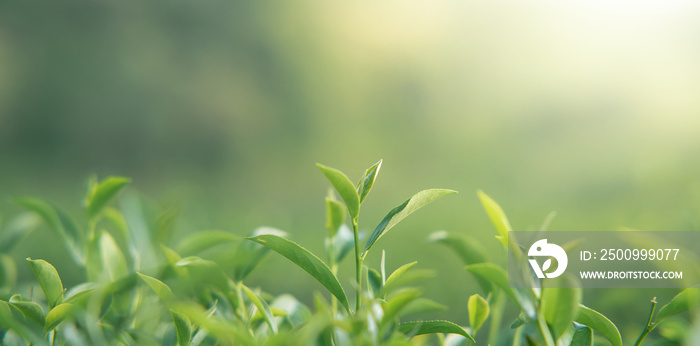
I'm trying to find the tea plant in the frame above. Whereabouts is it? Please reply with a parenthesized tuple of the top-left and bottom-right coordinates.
(431, 191, 700, 346)
(0, 161, 478, 345)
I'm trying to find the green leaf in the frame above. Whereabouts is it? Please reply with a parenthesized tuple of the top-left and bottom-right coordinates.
(44, 303, 76, 331)
(170, 310, 192, 346)
(137, 272, 174, 302)
(246, 234, 349, 311)
(241, 284, 278, 334)
(356, 159, 382, 204)
(399, 298, 447, 317)
(100, 231, 129, 282)
(380, 288, 421, 326)
(541, 278, 581, 341)
(468, 294, 489, 334)
(10, 301, 45, 326)
(325, 194, 347, 236)
(655, 288, 700, 324)
(398, 320, 474, 342)
(27, 258, 64, 308)
(0, 213, 41, 253)
(85, 176, 131, 220)
(14, 198, 83, 262)
(476, 190, 513, 247)
(327, 224, 355, 263)
(575, 305, 622, 346)
(0, 254, 17, 291)
(176, 230, 241, 257)
(155, 207, 179, 245)
(364, 189, 457, 255)
(570, 324, 593, 346)
(367, 268, 382, 298)
(465, 263, 518, 308)
(384, 262, 417, 291)
(317, 163, 360, 219)
(231, 227, 286, 281)
(511, 313, 528, 329)
(429, 231, 492, 294)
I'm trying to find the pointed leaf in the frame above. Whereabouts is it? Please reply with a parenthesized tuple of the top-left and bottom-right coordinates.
(399, 298, 447, 317)
(575, 305, 622, 346)
(85, 176, 131, 220)
(10, 301, 45, 326)
(176, 230, 240, 257)
(0, 213, 41, 253)
(241, 284, 278, 334)
(27, 258, 63, 308)
(655, 288, 700, 324)
(99, 231, 128, 282)
(317, 164, 360, 219)
(477, 190, 513, 247)
(384, 262, 417, 290)
(570, 324, 593, 346)
(541, 279, 581, 341)
(171, 310, 192, 346)
(356, 159, 382, 204)
(246, 234, 349, 311)
(137, 273, 174, 302)
(511, 313, 528, 329)
(381, 288, 421, 326)
(44, 303, 76, 332)
(398, 320, 474, 342)
(429, 231, 492, 294)
(230, 227, 286, 281)
(364, 189, 457, 255)
(14, 198, 83, 261)
(468, 294, 490, 334)
(465, 263, 518, 308)
(325, 196, 346, 236)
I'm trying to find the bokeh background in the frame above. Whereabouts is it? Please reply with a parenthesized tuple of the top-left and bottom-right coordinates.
(2, 0, 700, 339)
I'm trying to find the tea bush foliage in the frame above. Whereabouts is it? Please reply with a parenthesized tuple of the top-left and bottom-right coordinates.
(0, 162, 696, 345)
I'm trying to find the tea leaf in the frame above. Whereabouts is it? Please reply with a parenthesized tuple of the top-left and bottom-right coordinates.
(429, 231, 492, 293)
(85, 176, 131, 220)
(364, 189, 457, 255)
(10, 301, 45, 326)
(176, 230, 241, 257)
(317, 163, 360, 219)
(476, 190, 512, 247)
(399, 298, 447, 317)
(468, 294, 489, 334)
(137, 272, 174, 302)
(356, 159, 382, 204)
(325, 195, 346, 236)
(398, 320, 474, 342)
(465, 263, 518, 308)
(14, 198, 83, 262)
(99, 231, 129, 282)
(241, 284, 278, 334)
(44, 303, 76, 332)
(575, 305, 622, 346)
(27, 258, 63, 309)
(381, 288, 421, 326)
(655, 288, 700, 324)
(541, 278, 581, 340)
(170, 310, 192, 346)
(231, 227, 286, 281)
(247, 234, 349, 311)
(570, 324, 593, 346)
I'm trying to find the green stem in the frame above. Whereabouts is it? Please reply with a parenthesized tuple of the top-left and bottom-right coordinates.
(352, 218, 363, 313)
(633, 297, 657, 346)
(328, 234, 338, 317)
(487, 291, 505, 345)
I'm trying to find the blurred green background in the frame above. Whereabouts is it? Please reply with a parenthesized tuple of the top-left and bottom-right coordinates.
(2, 0, 700, 336)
